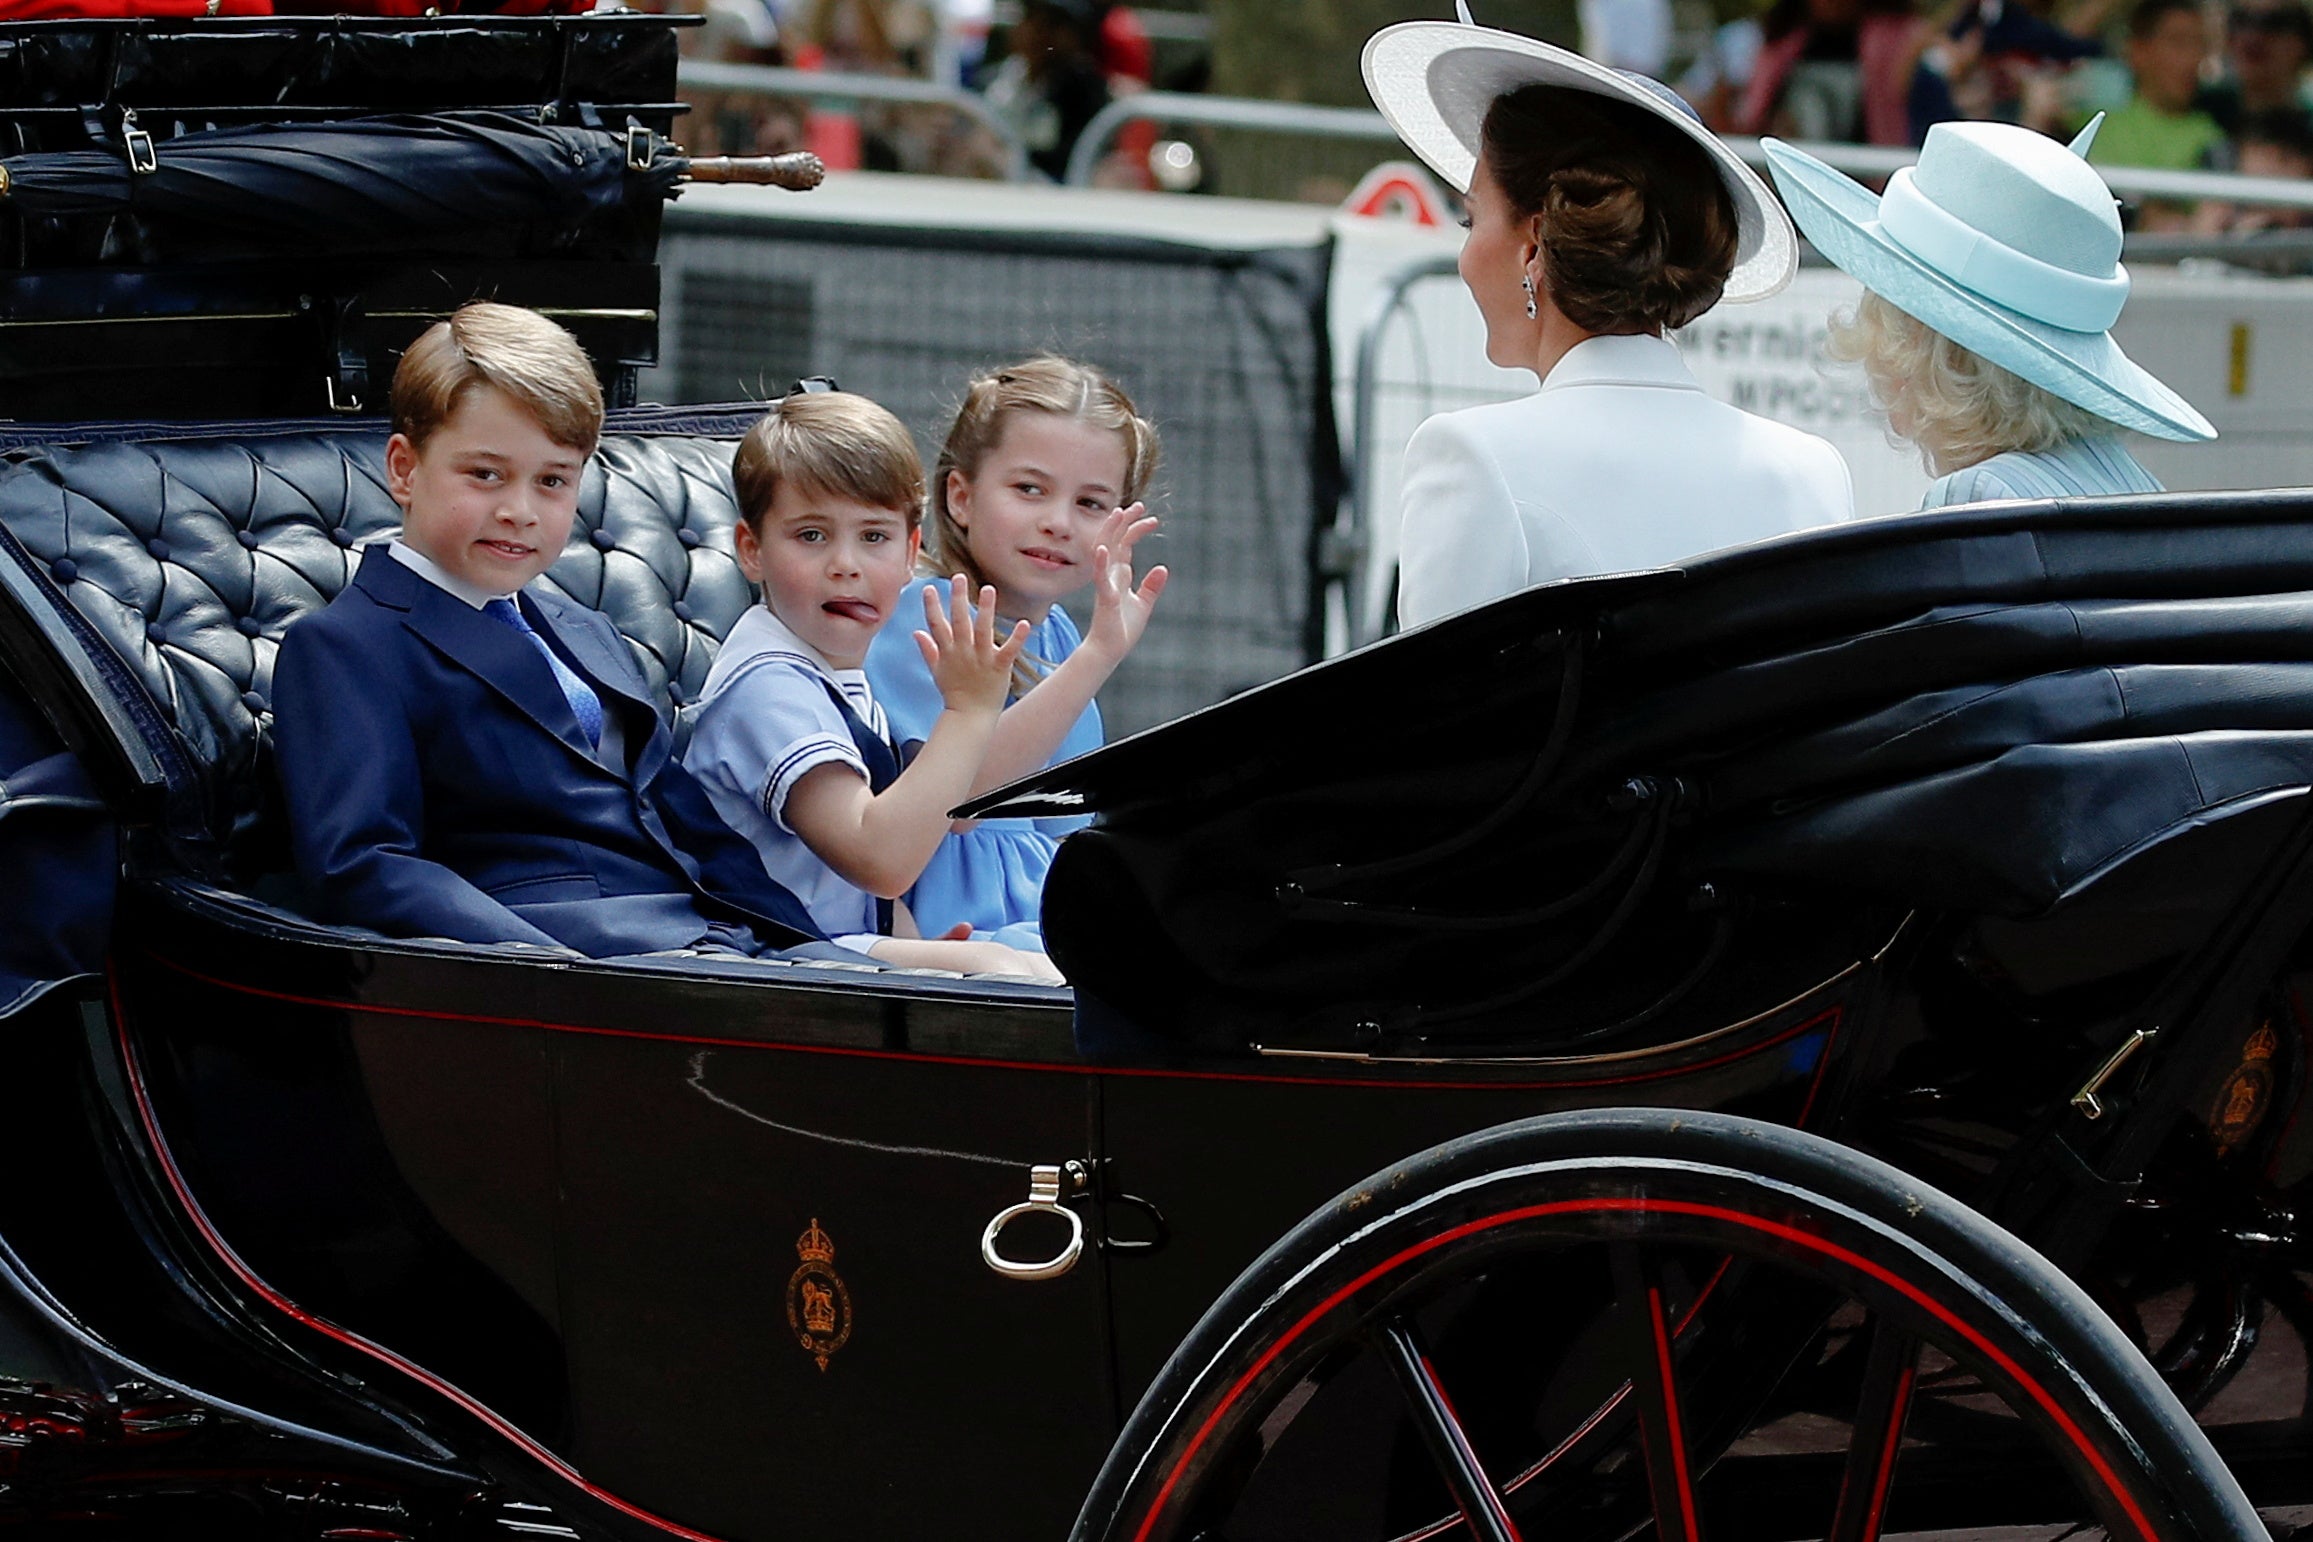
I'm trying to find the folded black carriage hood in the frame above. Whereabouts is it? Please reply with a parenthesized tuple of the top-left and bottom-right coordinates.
(969, 491, 2313, 1049)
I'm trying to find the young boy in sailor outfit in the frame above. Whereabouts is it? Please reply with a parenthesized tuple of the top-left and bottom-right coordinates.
(683, 391, 1061, 981)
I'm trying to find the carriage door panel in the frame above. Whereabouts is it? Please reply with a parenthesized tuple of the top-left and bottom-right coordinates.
(546, 998, 1111, 1542)
(1095, 1021, 1843, 1408)
(1097, 1076, 1583, 1402)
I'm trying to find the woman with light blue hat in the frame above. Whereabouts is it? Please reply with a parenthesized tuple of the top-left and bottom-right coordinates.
(1364, 6, 1855, 627)
(1763, 119, 2217, 510)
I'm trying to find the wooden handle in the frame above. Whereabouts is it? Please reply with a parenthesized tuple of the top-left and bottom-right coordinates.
(682, 152, 826, 191)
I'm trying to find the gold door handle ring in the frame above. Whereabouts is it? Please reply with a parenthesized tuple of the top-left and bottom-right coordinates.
(980, 1165, 1085, 1281)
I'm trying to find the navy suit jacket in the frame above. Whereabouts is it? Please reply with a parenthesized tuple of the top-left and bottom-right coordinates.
(273, 545, 822, 956)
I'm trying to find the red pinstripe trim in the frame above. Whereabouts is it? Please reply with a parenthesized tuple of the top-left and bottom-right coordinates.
(134, 950, 1839, 1094)
(1384, 1254, 1735, 1542)
(1863, 1361, 1916, 1541)
(106, 968, 734, 1542)
(1643, 1284, 1700, 1542)
(1127, 1197, 2160, 1542)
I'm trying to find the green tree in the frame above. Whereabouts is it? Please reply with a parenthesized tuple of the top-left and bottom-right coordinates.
(1200, 1, 1580, 199)
(1210, 1, 1580, 105)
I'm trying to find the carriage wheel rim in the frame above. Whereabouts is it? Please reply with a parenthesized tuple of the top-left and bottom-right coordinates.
(1127, 1189, 2164, 1542)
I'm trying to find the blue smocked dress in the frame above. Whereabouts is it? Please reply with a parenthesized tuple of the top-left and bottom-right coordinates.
(864, 577, 1102, 948)
(1918, 436, 2162, 508)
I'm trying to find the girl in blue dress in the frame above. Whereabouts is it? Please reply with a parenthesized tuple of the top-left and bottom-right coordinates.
(864, 357, 1165, 946)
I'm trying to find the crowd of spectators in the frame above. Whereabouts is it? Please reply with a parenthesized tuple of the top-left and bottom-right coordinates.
(672, 0, 1162, 184)
(1672, 0, 2313, 229)
(667, 0, 2309, 226)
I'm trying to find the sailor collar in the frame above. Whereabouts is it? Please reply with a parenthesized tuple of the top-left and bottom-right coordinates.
(717, 603, 858, 688)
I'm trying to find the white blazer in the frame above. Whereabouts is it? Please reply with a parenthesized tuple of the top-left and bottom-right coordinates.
(1396, 333, 1854, 628)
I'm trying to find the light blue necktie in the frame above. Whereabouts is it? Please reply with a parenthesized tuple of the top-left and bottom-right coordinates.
(484, 597, 604, 749)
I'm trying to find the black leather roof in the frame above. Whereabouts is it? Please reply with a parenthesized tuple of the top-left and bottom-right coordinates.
(984, 491, 2313, 1046)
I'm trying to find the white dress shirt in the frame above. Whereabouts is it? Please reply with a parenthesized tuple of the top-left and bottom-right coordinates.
(1396, 333, 1855, 627)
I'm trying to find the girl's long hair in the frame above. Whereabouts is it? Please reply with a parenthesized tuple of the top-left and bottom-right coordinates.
(924, 356, 1161, 695)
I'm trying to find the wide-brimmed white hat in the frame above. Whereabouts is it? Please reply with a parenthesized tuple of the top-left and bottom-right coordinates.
(1764, 121, 2215, 441)
(1361, 7, 1797, 303)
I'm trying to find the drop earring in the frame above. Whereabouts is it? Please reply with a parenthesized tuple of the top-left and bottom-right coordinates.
(1522, 273, 1538, 320)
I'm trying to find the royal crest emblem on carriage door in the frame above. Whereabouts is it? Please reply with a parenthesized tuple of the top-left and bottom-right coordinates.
(785, 1219, 852, 1371)
(2210, 1021, 2281, 1158)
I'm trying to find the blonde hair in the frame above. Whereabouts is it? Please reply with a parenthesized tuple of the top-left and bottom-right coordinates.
(732, 390, 927, 534)
(1827, 291, 2113, 475)
(925, 357, 1160, 589)
(392, 302, 604, 453)
(925, 358, 1160, 695)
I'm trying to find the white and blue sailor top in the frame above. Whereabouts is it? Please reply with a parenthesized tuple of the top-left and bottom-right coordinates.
(683, 604, 894, 941)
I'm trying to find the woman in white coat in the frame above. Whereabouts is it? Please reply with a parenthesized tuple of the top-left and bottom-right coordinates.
(1365, 14, 1856, 627)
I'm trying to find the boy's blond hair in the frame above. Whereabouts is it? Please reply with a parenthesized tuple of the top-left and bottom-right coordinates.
(392, 302, 605, 453)
(732, 391, 926, 532)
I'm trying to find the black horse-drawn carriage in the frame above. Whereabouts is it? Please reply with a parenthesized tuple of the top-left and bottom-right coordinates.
(0, 10, 2307, 1542)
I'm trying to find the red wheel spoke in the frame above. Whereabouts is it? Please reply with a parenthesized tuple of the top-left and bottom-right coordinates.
(1374, 1316, 1525, 1542)
(1610, 1244, 1704, 1542)
(1829, 1316, 1920, 1542)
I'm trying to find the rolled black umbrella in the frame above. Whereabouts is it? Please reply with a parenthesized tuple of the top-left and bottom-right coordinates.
(0, 110, 821, 254)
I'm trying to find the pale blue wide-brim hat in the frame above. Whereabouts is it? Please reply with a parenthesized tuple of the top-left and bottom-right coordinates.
(1763, 121, 2215, 441)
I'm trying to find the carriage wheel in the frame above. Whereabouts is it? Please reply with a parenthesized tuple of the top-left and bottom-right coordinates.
(1075, 1109, 2264, 1542)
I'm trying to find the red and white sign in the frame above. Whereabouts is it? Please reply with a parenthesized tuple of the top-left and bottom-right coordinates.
(1341, 161, 1455, 227)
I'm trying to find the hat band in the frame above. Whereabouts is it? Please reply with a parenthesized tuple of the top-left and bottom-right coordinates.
(1876, 167, 2129, 334)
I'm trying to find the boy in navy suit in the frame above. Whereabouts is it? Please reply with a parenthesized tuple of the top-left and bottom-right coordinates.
(273, 302, 829, 958)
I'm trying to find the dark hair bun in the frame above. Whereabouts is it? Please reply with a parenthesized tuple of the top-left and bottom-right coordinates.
(1482, 86, 1737, 334)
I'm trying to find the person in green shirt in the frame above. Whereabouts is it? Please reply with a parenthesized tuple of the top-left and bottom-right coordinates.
(2089, 0, 2225, 225)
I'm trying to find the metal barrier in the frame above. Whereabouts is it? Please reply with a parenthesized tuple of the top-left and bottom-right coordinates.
(676, 60, 1030, 182)
(1065, 92, 2313, 212)
(1063, 92, 1405, 186)
(1338, 253, 1463, 648)
(1725, 136, 2313, 210)
(681, 63, 2313, 213)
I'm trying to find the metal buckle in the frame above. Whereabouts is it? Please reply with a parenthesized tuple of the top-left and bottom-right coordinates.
(323, 376, 365, 415)
(121, 111, 157, 175)
(625, 123, 653, 171)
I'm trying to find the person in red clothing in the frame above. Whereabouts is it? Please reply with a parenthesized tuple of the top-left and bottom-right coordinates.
(1735, 0, 1930, 144)
(1101, 3, 1152, 85)
(1097, 3, 1158, 186)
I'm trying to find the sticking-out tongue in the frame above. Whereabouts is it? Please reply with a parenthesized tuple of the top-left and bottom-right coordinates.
(824, 600, 879, 624)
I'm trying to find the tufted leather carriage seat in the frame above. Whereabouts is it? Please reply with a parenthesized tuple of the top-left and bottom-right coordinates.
(0, 405, 769, 885)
